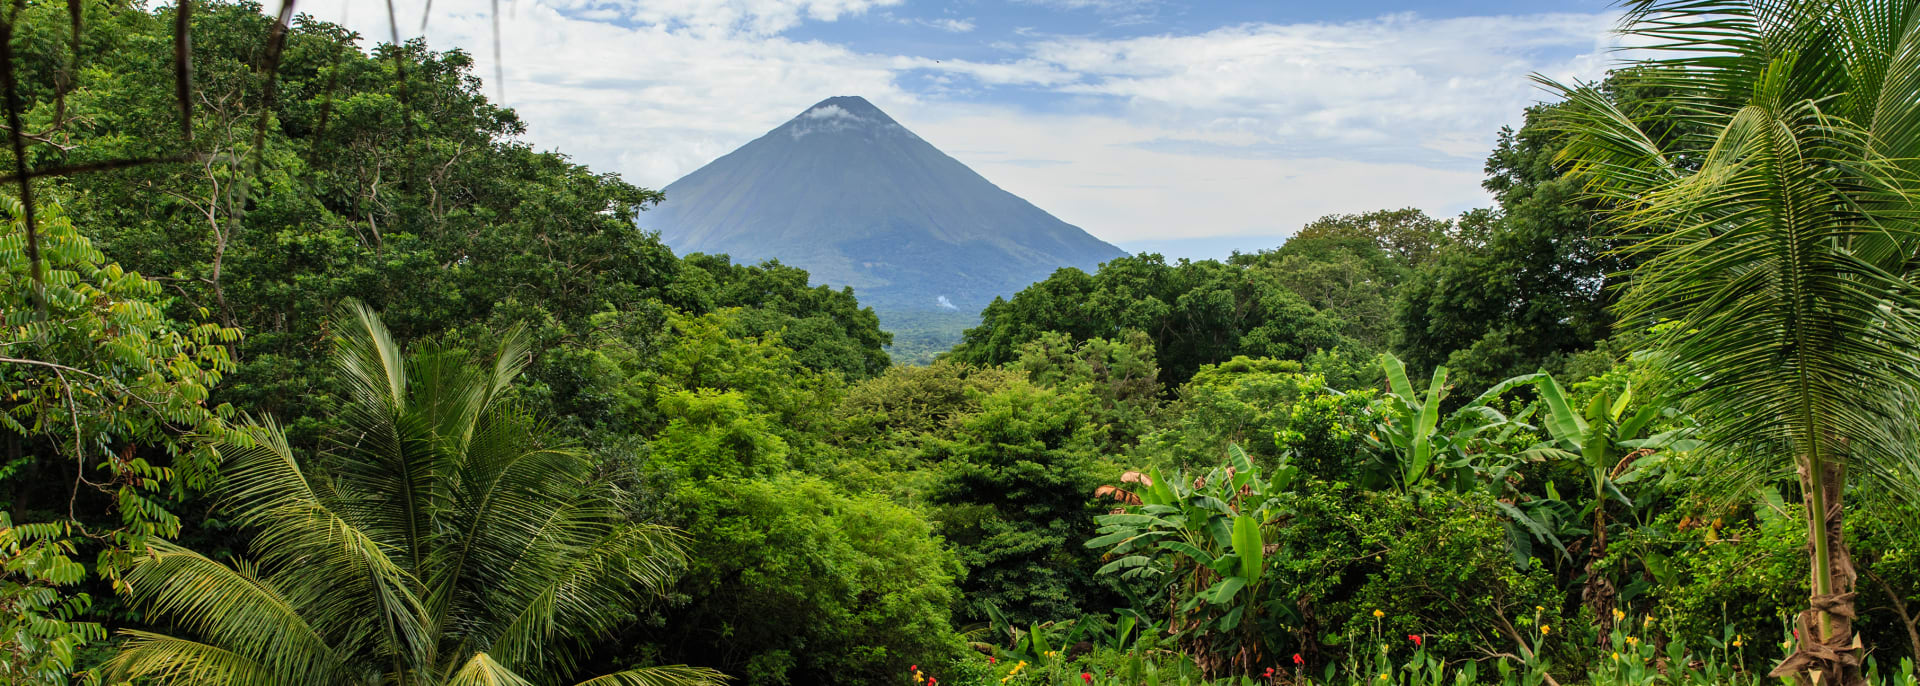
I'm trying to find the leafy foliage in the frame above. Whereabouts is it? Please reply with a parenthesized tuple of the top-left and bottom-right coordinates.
(1, 514, 105, 685)
(107, 303, 721, 686)
(647, 475, 964, 686)
(1545, 0, 1920, 679)
(925, 382, 1113, 625)
(953, 254, 1347, 388)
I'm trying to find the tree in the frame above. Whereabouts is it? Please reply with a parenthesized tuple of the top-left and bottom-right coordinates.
(954, 255, 1345, 387)
(678, 254, 891, 379)
(107, 302, 721, 686)
(1390, 96, 1645, 392)
(1012, 330, 1162, 452)
(13, 0, 888, 448)
(2, 200, 242, 684)
(1547, 2, 1920, 681)
(643, 475, 964, 686)
(1242, 234, 1404, 351)
(924, 382, 1113, 625)
(1288, 207, 1453, 271)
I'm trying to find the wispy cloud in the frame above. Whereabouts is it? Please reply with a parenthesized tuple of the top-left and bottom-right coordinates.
(543, 0, 902, 35)
(921, 17, 975, 32)
(315, 0, 1625, 242)
(1014, 0, 1159, 13)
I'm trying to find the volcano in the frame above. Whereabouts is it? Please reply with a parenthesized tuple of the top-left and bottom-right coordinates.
(642, 96, 1126, 317)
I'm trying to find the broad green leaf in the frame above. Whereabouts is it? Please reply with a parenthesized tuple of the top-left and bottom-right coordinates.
(1160, 541, 1217, 566)
(1219, 605, 1246, 631)
(1096, 555, 1154, 576)
(1470, 372, 1545, 408)
(1230, 514, 1263, 582)
(1533, 376, 1586, 441)
(1382, 353, 1415, 400)
(1208, 576, 1246, 605)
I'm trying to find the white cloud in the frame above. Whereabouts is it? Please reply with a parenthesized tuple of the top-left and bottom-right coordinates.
(537, 0, 902, 36)
(890, 56, 1079, 87)
(922, 17, 974, 32)
(1015, 0, 1156, 12)
(308, 1, 1626, 243)
(914, 108, 1488, 243)
(1022, 13, 1621, 161)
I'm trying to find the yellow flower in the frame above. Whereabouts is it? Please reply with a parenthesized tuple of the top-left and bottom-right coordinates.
(1372, 609, 1385, 618)
(1540, 625, 1551, 636)
(1624, 636, 1639, 646)
(1378, 673, 1389, 681)
(1612, 608, 1625, 621)
(1611, 652, 1620, 660)
(1732, 637, 1744, 647)
(1534, 606, 1544, 612)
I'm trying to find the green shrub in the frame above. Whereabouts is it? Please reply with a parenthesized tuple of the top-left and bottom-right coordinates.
(641, 475, 965, 686)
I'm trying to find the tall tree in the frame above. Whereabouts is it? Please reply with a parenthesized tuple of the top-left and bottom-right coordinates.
(1390, 106, 1622, 392)
(1287, 207, 1453, 270)
(1547, 1, 1920, 682)
(107, 302, 722, 686)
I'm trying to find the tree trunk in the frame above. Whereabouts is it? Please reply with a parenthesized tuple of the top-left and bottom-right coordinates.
(1771, 458, 1863, 686)
(1584, 475, 1617, 645)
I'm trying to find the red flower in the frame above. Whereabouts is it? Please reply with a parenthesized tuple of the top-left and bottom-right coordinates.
(989, 657, 997, 665)
(1409, 634, 1423, 646)
(910, 666, 919, 672)
(1263, 667, 1276, 678)
(1292, 654, 1304, 666)
(1080, 673, 1093, 685)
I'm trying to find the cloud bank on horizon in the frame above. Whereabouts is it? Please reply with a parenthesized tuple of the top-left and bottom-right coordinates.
(307, 0, 1627, 249)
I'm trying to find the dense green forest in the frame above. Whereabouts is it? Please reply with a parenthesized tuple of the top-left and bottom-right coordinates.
(4, 1, 1920, 686)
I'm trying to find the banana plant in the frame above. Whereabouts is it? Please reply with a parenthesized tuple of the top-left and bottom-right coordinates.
(1368, 354, 1540, 493)
(1086, 445, 1296, 677)
(1522, 375, 1694, 634)
(980, 602, 1096, 664)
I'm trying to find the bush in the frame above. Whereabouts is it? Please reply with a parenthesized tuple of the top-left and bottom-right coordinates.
(1267, 483, 1562, 669)
(640, 476, 965, 686)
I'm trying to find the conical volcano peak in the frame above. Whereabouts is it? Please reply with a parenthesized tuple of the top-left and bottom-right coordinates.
(807, 95, 890, 119)
(787, 96, 904, 140)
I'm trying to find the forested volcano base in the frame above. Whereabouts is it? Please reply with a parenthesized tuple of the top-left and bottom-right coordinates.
(4, 1, 1920, 686)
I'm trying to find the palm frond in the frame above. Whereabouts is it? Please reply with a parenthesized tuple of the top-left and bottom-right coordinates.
(571, 665, 730, 686)
(118, 303, 703, 685)
(109, 631, 280, 686)
(481, 523, 688, 670)
(217, 416, 430, 663)
(447, 652, 536, 686)
(1549, 0, 1920, 509)
(117, 541, 349, 681)
(329, 299, 437, 573)
(425, 404, 593, 643)
(334, 299, 409, 413)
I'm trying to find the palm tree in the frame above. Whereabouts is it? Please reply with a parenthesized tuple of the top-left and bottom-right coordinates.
(1551, 0, 1920, 680)
(1543, 2, 1920, 684)
(107, 301, 724, 686)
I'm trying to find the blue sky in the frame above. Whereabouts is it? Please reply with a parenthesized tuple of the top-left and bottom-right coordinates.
(316, 0, 1630, 259)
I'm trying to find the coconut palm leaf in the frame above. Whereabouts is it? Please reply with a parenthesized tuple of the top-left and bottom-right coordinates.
(571, 664, 730, 686)
(1541, 1, 1920, 681)
(1546, 0, 1920, 506)
(110, 631, 282, 686)
(111, 301, 720, 686)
